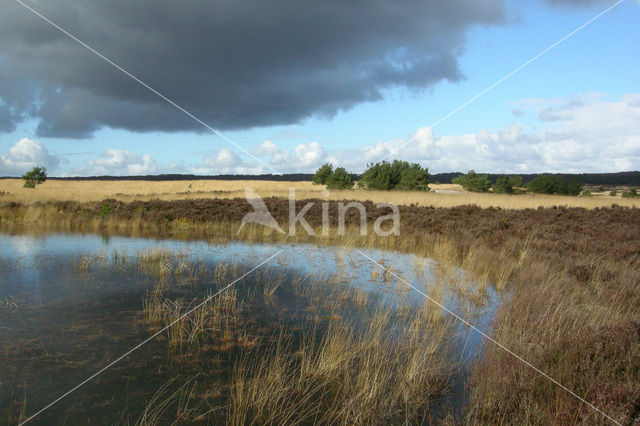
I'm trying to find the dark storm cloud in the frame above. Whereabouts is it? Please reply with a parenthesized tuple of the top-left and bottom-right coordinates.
(0, 0, 505, 138)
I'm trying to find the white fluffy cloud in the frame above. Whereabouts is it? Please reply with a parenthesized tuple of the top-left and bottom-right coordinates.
(252, 140, 281, 156)
(326, 92, 640, 173)
(208, 92, 640, 175)
(74, 149, 162, 176)
(269, 142, 327, 172)
(192, 147, 265, 175)
(0, 138, 63, 175)
(203, 148, 242, 169)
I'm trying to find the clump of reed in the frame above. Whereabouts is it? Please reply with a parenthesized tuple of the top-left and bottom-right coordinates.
(1, 295, 19, 313)
(135, 263, 459, 423)
(142, 285, 242, 356)
(135, 249, 181, 279)
(136, 375, 205, 425)
(2, 384, 27, 424)
(254, 268, 288, 299)
(133, 249, 210, 285)
(227, 296, 456, 424)
(72, 251, 107, 273)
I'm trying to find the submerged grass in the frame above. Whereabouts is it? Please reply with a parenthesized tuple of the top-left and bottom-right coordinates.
(134, 258, 457, 424)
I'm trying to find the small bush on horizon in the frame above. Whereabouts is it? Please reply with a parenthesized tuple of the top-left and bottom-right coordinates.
(452, 170, 491, 192)
(610, 189, 618, 196)
(621, 188, 638, 198)
(22, 166, 47, 189)
(580, 189, 592, 197)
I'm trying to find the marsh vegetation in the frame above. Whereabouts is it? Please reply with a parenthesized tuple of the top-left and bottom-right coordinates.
(1, 195, 639, 424)
(0, 235, 496, 424)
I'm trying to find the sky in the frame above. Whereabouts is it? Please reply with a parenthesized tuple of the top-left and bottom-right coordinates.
(0, 0, 638, 177)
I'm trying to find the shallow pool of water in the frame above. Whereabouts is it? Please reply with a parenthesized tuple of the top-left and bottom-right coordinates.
(0, 232, 499, 424)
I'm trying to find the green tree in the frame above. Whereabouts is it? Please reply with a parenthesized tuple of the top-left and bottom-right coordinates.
(527, 175, 582, 196)
(397, 162, 430, 191)
(511, 176, 523, 189)
(22, 166, 47, 189)
(527, 175, 556, 194)
(360, 160, 429, 191)
(312, 163, 333, 185)
(360, 161, 394, 190)
(621, 188, 638, 198)
(325, 167, 354, 190)
(492, 175, 514, 194)
(452, 170, 491, 192)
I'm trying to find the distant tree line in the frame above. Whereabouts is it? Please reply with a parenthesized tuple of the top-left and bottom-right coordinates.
(8, 169, 640, 187)
(432, 171, 640, 186)
(31, 173, 316, 182)
(451, 171, 583, 195)
(311, 162, 640, 196)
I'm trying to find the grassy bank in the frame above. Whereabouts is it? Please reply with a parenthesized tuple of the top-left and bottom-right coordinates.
(1, 178, 638, 209)
(1, 198, 639, 424)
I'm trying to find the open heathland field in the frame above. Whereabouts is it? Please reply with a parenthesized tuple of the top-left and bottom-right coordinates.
(0, 178, 638, 209)
(1, 195, 639, 424)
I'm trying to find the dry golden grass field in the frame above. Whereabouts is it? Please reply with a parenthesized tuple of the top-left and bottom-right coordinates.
(0, 178, 637, 209)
